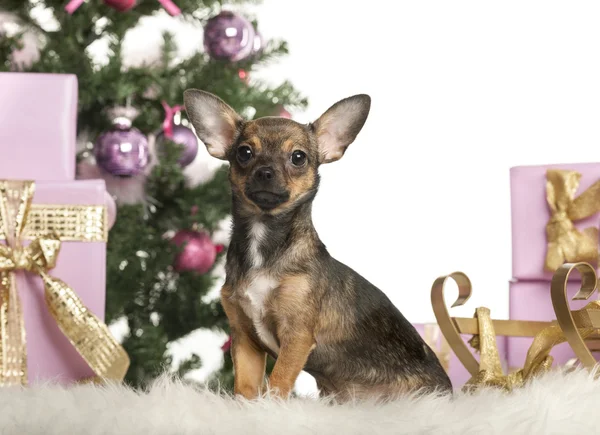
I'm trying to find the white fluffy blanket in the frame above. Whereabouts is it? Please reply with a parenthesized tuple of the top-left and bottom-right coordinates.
(1, 369, 598, 435)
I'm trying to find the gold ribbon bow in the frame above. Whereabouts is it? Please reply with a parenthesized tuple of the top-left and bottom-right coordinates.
(0, 180, 129, 386)
(545, 169, 600, 272)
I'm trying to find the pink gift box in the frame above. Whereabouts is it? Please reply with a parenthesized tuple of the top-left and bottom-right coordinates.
(510, 162, 600, 281)
(0, 72, 78, 181)
(413, 323, 508, 390)
(508, 280, 600, 370)
(12, 180, 107, 384)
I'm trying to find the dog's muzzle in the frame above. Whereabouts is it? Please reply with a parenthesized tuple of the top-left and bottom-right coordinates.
(247, 190, 290, 210)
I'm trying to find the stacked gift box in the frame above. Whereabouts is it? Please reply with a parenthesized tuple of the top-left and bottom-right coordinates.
(0, 72, 128, 385)
(508, 163, 600, 370)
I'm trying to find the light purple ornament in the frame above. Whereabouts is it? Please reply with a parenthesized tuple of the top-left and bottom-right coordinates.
(94, 114, 149, 177)
(203, 11, 255, 62)
(156, 125, 199, 167)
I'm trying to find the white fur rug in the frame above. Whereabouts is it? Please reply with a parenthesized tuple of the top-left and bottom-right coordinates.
(1, 369, 598, 435)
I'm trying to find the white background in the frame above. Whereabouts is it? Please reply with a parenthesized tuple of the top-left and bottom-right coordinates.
(100, 1, 600, 392)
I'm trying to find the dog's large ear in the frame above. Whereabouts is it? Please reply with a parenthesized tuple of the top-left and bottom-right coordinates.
(184, 89, 243, 160)
(311, 94, 371, 164)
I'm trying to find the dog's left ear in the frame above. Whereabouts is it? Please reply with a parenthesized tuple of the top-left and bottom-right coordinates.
(184, 89, 243, 160)
(311, 94, 371, 164)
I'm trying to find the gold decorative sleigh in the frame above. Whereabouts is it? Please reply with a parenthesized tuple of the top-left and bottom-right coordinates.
(430, 262, 600, 391)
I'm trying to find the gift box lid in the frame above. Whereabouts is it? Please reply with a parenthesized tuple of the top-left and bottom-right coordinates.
(0, 72, 78, 181)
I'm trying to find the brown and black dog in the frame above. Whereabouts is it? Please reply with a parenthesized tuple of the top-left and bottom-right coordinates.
(183, 90, 452, 402)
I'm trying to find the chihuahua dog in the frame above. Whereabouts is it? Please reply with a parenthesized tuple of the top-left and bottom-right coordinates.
(183, 90, 452, 402)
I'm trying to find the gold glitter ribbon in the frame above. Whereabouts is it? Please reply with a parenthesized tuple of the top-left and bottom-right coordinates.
(0, 180, 129, 386)
(545, 169, 600, 272)
(423, 324, 451, 373)
(463, 307, 559, 392)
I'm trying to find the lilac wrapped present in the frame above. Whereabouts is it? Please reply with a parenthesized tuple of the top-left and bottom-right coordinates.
(0, 179, 128, 386)
(0, 73, 78, 180)
(510, 163, 600, 281)
(507, 280, 600, 371)
(413, 323, 508, 389)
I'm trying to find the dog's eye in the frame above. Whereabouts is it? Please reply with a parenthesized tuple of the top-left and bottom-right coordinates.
(237, 145, 253, 163)
(291, 150, 307, 167)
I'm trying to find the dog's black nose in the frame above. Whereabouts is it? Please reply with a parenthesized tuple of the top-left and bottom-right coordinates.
(255, 166, 274, 181)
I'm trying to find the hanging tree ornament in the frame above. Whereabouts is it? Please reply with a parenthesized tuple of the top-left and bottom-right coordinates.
(203, 11, 256, 62)
(155, 101, 199, 167)
(65, 0, 180, 15)
(103, 0, 136, 12)
(221, 336, 232, 352)
(171, 229, 224, 274)
(93, 106, 149, 177)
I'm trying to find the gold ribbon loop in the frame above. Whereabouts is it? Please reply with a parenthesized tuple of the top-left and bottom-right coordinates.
(0, 180, 129, 386)
(545, 169, 600, 272)
(431, 272, 480, 376)
(551, 262, 600, 369)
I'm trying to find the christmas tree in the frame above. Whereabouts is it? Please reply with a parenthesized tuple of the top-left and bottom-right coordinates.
(0, 0, 307, 390)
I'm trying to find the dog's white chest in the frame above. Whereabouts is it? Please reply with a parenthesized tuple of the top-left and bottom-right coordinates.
(240, 272, 280, 354)
(247, 221, 266, 268)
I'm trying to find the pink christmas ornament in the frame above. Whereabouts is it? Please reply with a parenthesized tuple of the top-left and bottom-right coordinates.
(221, 336, 231, 352)
(171, 230, 219, 274)
(104, 0, 136, 12)
(65, 0, 180, 15)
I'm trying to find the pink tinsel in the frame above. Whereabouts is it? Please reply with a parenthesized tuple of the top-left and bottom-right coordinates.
(161, 101, 184, 138)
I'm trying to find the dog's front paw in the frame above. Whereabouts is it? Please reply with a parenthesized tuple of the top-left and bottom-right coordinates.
(234, 384, 261, 400)
(266, 380, 292, 400)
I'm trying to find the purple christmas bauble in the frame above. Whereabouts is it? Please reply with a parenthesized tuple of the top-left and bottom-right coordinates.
(94, 122, 149, 177)
(156, 124, 199, 167)
(171, 230, 218, 274)
(203, 11, 255, 61)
